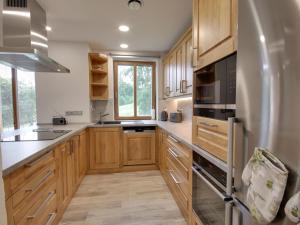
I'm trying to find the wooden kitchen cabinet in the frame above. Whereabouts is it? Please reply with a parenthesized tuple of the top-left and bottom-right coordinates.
(193, 0, 238, 70)
(162, 27, 193, 99)
(123, 131, 156, 165)
(79, 131, 87, 179)
(89, 128, 121, 170)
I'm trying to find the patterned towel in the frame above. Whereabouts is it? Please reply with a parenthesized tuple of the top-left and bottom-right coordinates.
(285, 191, 300, 223)
(242, 148, 289, 224)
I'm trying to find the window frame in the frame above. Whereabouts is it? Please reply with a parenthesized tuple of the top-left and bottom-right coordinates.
(0, 67, 36, 130)
(113, 61, 156, 120)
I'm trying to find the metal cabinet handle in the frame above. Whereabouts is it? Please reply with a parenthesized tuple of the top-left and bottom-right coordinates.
(168, 135, 179, 143)
(25, 170, 53, 193)
(27, 191, 55, 219)
(169, 170, 181, 184)
(199, 122, 218, 128)
(45, 213, 57, 225)
(168, 148, 179, 158)
(25, 151, 52, 167)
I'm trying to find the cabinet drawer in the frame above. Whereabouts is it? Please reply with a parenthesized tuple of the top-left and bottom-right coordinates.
(18, 188, 57, 225)
(6, 151, 55, 197)
(166, 169, 189, 219)
(11, 162, 56, 209)
(192, 116, 228, 162)
(167, 135, 192, 169)
(166, 156, 190, 198)
(11, 178, 56, 225)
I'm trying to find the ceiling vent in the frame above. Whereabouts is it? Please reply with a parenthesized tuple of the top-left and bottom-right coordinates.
(6, 0, 27, 8)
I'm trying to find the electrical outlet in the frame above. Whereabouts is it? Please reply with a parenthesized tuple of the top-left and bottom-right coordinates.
(65, 111, 83, 116)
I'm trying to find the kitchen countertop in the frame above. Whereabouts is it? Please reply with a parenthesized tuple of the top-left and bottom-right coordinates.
(1, 120, 219, 177)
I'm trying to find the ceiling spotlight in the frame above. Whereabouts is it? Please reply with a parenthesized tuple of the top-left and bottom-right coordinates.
(45, 26, 52, 31)
(128, 0, 143, 10)
(120, 44, 129, 49)
(119, 25, 130, 32)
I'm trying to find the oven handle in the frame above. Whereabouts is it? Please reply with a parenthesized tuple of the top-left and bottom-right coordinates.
(192, 166, 232, 202)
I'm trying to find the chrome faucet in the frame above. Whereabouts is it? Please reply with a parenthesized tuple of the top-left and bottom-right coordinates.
(99, 113, 110, 124)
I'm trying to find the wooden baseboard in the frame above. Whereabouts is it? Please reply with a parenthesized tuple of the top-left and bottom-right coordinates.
(87, 164, 159, 174)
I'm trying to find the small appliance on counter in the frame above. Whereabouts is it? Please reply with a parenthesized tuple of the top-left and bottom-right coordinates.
(160, 110, 168, 121)
(169, 111, 183, 123)
(52, 117, 68, 125)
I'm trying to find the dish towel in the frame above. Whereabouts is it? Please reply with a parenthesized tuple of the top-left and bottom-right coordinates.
(242, 147, 289, 224)
(285, 191, 300, 223)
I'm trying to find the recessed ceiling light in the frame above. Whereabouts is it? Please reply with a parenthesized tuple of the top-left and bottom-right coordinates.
(120, 44, 129, 49)
(119, 25, 130, 32)
(128, 0, 143, 10)
(45, 26, 52, 31)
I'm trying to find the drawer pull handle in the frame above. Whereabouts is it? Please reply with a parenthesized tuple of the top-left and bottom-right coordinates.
(168, 136, 179, 143)
(45, 213, 57, 225)
(169, 170, 181, 184)
(199, 122, 218, 128)
(25, 151, 52, 167)
(168, 148, 179, 158)
(25, 170, 53, 193)
(27, 191, 55, 220)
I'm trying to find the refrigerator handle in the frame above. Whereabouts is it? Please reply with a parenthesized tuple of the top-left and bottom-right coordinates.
(227, 117, 235, 196)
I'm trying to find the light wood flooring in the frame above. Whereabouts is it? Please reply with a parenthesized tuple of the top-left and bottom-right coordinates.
(59, 170, 187, 225)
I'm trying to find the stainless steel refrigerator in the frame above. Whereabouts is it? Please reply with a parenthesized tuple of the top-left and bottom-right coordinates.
(234, 0, 300, 224)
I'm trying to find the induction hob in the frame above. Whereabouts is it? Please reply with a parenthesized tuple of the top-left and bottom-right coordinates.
(1, 129, 71, 142)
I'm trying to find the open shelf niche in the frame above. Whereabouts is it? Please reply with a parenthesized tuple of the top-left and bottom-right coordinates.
(89, 53, 109, 100)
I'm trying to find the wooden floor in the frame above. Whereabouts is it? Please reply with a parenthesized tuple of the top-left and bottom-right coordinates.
(59, 170, 187, 225)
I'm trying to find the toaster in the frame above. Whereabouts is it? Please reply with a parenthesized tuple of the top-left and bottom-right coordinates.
(169, 112, 183, 123)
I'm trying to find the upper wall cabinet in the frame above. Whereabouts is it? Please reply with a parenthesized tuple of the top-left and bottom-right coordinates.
(193, 0, 238, 70)
(163, 28, 193, 99)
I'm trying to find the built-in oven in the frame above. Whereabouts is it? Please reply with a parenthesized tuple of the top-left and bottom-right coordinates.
(192, 150, 233, 225)
(193, 53, 236, 120)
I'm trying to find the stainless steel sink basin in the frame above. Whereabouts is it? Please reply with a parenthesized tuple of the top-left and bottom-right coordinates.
(96, 121, 121, 125)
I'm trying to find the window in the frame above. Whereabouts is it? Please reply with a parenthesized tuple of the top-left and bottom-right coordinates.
(0, 65, 37, 131)
(114, 61, 156, 120)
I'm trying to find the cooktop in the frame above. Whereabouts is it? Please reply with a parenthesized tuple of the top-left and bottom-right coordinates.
(1, 129, 71, 142)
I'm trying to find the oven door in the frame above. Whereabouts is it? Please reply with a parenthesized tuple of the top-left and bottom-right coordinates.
(192, 165, 233, 225)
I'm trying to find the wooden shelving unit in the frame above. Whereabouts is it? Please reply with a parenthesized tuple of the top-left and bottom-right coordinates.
(89, 53, 108, 100)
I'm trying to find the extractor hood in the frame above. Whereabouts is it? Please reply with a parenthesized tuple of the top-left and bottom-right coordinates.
(0, 0, 70, 73)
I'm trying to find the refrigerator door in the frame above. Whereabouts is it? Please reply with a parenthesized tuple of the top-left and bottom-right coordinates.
(235, 0, 300, 224)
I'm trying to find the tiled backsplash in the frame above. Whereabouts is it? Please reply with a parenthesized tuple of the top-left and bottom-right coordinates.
(158, 96, 192, 122)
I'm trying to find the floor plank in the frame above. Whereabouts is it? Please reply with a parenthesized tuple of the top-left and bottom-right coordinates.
(59, 170, 187, 225)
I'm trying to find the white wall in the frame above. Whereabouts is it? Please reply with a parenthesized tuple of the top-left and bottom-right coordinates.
(36, 41, 91, 124)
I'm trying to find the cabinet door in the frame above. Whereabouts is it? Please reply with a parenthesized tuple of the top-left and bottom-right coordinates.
(176, 48, 183, 94)
(66, 141, 75, 195)
(70, 136, 80, 187)
(89, 128, 120, 170)
(169, 53, 177, 96)
(194, 0, 237, 68)
(123, 131, 156, 165)
(79, 131, 87, 179)
(60, 144, 71, 210)
(185, 37, 193, 94)
(163, 59, 170, 98)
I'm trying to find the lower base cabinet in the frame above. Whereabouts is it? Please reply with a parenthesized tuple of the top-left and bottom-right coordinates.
(123, 131, 156, 165)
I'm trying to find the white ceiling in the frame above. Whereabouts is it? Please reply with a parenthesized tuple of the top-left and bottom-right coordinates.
(37, 0, 192, 52)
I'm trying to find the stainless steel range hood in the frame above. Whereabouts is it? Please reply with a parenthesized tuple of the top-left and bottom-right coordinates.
(0, 0, 70, 73)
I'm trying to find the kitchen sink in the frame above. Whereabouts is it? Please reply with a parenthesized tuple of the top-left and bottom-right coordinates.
(96, 121, 121, 125)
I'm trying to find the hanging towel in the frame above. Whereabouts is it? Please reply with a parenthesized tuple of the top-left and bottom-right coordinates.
(242, 147, 289, 224)
(285, 191, 300, 223)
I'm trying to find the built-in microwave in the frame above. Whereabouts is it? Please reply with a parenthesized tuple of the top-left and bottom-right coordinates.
(193, 53, 236, 120)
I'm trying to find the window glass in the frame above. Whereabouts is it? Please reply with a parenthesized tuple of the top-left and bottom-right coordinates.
(17, 70, 37, 128)
(0, 64, 14, 131)
(137, 65, 152, 116)
(118, 65, 134, 117)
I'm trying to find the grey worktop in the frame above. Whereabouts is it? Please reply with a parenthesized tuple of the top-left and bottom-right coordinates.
(0, 120, 194, 177)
